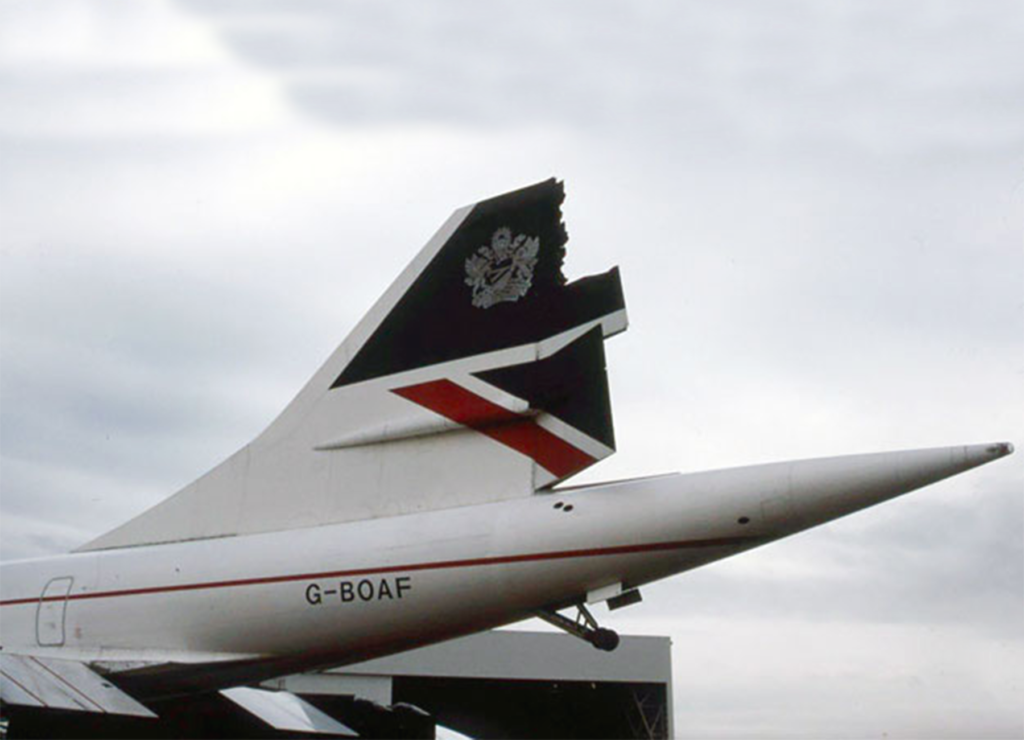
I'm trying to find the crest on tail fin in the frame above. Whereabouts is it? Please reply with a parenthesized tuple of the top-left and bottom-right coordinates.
(465, 227, 540, 308)
(79, 179, 628, 551)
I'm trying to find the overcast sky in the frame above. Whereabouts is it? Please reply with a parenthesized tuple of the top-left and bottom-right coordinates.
(1, 1, 1022, 737)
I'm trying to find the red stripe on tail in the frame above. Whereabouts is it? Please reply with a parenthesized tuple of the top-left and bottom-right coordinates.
(392, 379, 595, 478)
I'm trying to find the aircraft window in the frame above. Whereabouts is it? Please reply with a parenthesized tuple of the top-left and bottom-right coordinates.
(563, 505, 575, 512)
(553, 502, 564, 509)
(737, 516, 750, 525)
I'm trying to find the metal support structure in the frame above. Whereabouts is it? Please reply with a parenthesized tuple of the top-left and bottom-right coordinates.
(627, 686, 667, 739)
(535, 604, 620, 651)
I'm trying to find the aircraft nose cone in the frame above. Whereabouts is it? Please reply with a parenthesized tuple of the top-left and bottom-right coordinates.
(774, 441, 1015, 535)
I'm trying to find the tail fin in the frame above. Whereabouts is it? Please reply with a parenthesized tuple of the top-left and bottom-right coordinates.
(79, 179, 627, 550)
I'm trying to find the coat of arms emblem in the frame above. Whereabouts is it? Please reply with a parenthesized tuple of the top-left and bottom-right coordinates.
(464, 227, 540, 309)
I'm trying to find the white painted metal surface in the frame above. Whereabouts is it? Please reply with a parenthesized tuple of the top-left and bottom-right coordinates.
(220, 687, 357, 736)
(587, 582, 623, 605)
(0, 655, 156, 717)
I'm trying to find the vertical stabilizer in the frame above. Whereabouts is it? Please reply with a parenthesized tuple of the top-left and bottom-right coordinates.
(79, 180, 628, 551)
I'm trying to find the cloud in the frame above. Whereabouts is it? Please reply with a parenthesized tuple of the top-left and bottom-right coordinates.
(1, 1, 1021, 735)
(176, 0, 1024, 155)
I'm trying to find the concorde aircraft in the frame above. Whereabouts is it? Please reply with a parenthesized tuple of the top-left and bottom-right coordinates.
(0, 179, 1013, 735)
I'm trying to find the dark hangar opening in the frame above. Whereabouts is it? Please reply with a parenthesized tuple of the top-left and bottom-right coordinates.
(391, 675, 669, 740)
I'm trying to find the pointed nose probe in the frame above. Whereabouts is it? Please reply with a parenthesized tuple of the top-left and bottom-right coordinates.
(902, 441, 1015, 488)
(976, 441, 1014, 461)
(905, 441, 1014, 481)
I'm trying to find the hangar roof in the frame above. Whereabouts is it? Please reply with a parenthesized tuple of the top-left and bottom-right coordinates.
(332, 630, 672, 684)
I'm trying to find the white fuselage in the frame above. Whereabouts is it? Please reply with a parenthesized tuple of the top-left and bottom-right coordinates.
(0, 474, 762, 677)
(0, 444, 1006, 696)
